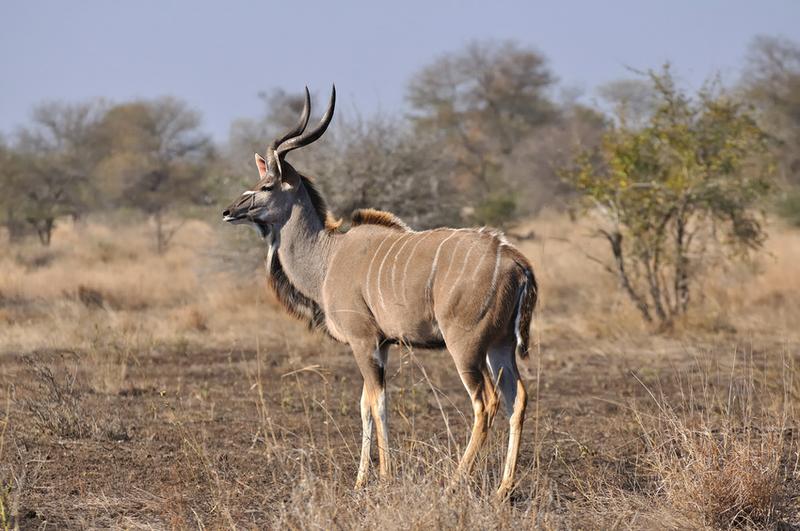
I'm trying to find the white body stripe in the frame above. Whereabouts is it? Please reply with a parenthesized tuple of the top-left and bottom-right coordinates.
(389, 232, 415, 301)
(440, 233, 464, 283)
(478, 242, 503, 318)
(425, 231, 460, 302)
(365, 235, 393, 309)
(452, 242, 476, 289)
(376, 233, 408, 312)
(470, 235, 490, 280)
(399, 231, 433, 303)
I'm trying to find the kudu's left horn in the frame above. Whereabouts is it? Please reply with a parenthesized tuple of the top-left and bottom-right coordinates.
(266, 86, 312, 178)
(275, 85, 336, 158)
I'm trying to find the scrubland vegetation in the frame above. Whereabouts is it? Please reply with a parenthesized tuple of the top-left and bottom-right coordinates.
(0, 213, 798, 528)
(1, 35, 800, 529)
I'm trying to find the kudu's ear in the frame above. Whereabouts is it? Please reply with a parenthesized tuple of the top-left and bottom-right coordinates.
(255, 153, 267, 178)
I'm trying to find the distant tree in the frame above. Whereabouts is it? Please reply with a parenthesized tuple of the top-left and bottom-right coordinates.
(12, 101, 106, 245)
(0, 138, 29, 242)
(742, 36, 800, 226)
(597, 78, 658, 128)
(316, 115, 460, 229)
(564, 67, 774, 327)
(98, 97, 213, 253)
(407, 40, 558, 225)
(743, 36, 800, 185)
(503, 102, 607, 217)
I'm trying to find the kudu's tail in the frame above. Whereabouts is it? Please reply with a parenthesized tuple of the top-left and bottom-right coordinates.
(514, 267, 538, 360)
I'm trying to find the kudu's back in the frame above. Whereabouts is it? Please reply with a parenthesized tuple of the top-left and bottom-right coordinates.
(321, 216, 536, 357)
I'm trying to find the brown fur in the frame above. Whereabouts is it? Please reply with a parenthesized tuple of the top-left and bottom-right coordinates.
(264, 181, 418, 335)
(351, 208, 410, 231)
(267, 179, 416, 334)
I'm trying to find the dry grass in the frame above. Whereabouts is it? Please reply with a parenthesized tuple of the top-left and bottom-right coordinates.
(515, 211, 800, 343)
(0, 212, 799, 528)
(0, 217, 285, 356)
(636, 371, 793, 528)
(19, 355, 90, 440)
(574, 349, 799, 529)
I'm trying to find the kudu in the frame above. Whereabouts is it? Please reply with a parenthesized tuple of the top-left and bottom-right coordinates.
(222, 86, 538, 499)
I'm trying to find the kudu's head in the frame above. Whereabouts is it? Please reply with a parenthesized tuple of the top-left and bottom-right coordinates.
(222, 86, 335, 234)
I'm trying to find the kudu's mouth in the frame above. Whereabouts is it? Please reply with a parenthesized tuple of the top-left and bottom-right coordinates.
(222, 207, 270, 239)
(222, 210, 243, 222)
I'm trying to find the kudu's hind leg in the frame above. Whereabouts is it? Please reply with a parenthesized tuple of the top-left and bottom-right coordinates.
(352, 340, 390, 488)
(453, 355, 500, 480)
(487, 342, 528, 499)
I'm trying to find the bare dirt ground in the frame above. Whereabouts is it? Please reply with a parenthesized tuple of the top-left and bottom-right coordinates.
(1, 215, 799, 529)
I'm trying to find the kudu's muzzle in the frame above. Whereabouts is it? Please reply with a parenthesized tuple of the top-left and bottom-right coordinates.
(222, 192, 255, 222)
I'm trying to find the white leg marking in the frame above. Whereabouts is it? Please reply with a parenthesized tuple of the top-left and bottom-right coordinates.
(356, 385, 374, 486)
(376, 233, 408, 312)
(400, 231, 434, 303)
(365, 234, 393, 310)
(376, 389, 388, 446)
(424, 231, 460, 302)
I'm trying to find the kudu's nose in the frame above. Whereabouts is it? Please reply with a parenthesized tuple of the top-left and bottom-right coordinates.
(222, 209, 230, 218)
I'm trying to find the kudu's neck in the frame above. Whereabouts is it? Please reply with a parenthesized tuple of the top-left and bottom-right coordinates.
(272, 183, 335, 304)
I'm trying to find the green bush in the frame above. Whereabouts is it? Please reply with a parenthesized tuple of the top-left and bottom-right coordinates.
(563, 67, 774, 327)
(472, 194, 517, 227)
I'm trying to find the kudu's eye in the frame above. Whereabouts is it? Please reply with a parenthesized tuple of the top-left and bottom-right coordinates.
(261, 184, 273, 192)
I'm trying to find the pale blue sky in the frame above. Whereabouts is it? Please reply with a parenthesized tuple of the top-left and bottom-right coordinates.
(1, 1, 798, 141)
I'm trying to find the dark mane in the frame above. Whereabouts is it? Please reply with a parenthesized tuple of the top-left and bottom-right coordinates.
(267, 249, 334, 338)
(300, 175, 342, 232)
(299, 175, 409, 233)
(351, 208, 410, 231)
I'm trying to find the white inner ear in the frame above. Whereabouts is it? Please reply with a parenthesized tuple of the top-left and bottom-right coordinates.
(255, 153, 267, 178)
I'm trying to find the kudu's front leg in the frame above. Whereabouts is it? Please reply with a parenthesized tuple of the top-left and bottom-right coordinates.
(352, 341, 390, 488)
(355, 383, 374, 489)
